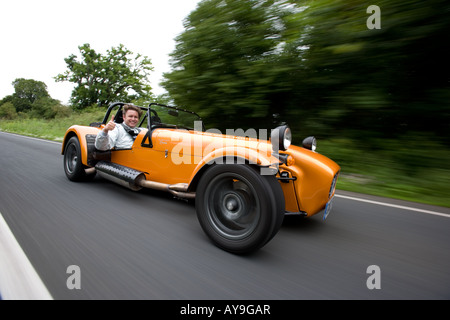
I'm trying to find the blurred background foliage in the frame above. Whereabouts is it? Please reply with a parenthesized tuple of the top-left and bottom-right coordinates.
(163, 0, 449, 146)
(160, 0, 450, 206)
(161, 0, 450, 206)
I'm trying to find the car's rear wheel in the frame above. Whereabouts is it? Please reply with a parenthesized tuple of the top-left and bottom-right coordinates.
(64, 136, 96, 182)
(196, 164, 285, 254)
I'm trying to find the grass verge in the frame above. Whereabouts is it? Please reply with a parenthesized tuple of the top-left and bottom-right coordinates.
(320, 139, 450, 208)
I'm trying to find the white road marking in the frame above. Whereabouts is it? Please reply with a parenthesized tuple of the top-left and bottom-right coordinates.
(335, 194, 449, 218)
(0, 213, 53, 300)
(0, 131, 61, 145)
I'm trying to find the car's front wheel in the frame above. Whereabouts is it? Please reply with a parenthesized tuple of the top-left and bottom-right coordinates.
(196, 164, 285, 254)
(64, 136, 96, 182)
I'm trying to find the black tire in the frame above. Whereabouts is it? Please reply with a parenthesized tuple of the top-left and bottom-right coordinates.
(63, 136, 96, 182)
(196, 164, 285, 254)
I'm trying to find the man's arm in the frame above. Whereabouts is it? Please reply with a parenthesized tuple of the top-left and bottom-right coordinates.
(95, 115, 118, 150)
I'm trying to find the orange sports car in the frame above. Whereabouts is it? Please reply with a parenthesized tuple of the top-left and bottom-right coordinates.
(62, 102, 340, 253)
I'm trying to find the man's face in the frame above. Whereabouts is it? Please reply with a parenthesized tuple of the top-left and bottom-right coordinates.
(123, 110, 140, 128)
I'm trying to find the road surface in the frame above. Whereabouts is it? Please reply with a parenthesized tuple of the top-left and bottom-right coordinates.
(1, 131, 449, 300)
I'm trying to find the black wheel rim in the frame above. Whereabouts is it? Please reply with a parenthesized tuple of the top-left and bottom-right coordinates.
(204, 173, 260, 240)
(65, 143, 78, 174)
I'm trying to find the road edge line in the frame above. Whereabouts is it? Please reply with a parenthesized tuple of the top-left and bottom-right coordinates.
(0, 130, 61, 145)
(0, 212, 53, 300)
(335, 194, 450, 218)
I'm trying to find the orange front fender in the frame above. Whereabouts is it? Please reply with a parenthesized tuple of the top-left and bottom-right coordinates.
(187, 146, 280, 190)
(61, 125, 101, 166)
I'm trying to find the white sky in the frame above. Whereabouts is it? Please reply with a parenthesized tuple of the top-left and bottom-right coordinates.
(0, 0, 201, 104)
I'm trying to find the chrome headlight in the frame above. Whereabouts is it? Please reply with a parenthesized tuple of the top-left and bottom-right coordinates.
(302, 136, 317, 151)
(271, 125, 292, 151)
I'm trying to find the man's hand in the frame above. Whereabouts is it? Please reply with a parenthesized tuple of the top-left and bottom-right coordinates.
(103, 115, 116, 133)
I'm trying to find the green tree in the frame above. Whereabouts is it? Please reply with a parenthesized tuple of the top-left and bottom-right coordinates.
(10, 78, 50, 112)
(0, 102, 17, 119)
(55, 43, 154, 109)
(163, 0, 450, 145)
(163, 0, 290, 130)
(1, 78, 69, 119)
(28, 97, 69, 119)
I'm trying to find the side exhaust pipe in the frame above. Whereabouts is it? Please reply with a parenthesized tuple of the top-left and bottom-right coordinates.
(85, 167, 96, 175)
(95, 161, 144, 191)
(94, 161, 196, 199)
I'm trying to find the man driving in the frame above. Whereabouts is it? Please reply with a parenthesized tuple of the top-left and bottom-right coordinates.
(95, 104, 143, 150)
